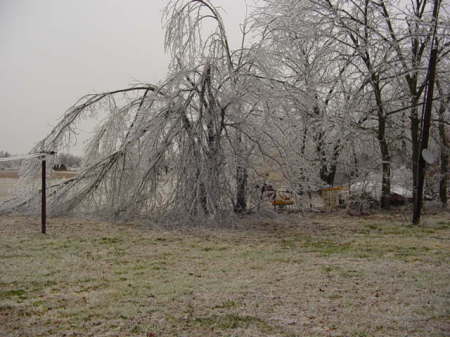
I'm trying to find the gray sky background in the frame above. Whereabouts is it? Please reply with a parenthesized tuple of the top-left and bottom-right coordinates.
(0, 0, 249, 155)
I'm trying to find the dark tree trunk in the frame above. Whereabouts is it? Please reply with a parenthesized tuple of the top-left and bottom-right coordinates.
(412, 0, 440, 224)
(320, 166, 337, 187)
(372, 74, 391, 209)
(351, 144, 359, 178)
(410, 105, 420, 202)
(412, 47, 439, 224)
(235, 165, 248, 213)
(316, 131, 341, 187)
(204, 64, 221, 212)
(199, 181, 208, 215)
(319, 141, 340, 186)
(235, 132, 247, 213)
(438, 98, 448, 208)
(378, 126, 391, 209)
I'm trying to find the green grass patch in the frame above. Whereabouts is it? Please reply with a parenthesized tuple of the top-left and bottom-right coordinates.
(212, 299, 239, 310)
(303, 239, 353, 256)
(0, 289, 27, 300)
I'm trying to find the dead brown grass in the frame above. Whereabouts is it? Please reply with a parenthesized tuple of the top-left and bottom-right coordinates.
(0, 212, 449, 337)
(0, 171, 18, 179)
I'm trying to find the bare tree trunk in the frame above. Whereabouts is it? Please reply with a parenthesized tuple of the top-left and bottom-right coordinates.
(410, 104, 420, 202)
(412, 0, 440, 225)
(439, 115, 448, 208)
(372, 76, 391, 209)
(235, 132, 247, 213)
(378, 121, 391, 209)
(199, 180, 209, 215)
(316, 131, 341, 186)
(438, 91, 448, 208)
(235, 165, 248, 213)
(204, 64, 221, 213)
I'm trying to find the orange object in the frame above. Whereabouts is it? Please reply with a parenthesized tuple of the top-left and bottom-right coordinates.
(320, 186, 345, 192)
(272, 199, 294, 206)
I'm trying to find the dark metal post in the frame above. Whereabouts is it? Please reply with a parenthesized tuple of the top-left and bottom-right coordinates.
(41, 159, 46, 234)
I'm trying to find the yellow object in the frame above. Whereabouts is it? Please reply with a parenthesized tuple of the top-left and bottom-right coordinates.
(320, 186, 345, 192)
(272, 199, 294, 206)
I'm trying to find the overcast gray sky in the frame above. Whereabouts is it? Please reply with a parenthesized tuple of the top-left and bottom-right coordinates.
(0, 0, 248, 155)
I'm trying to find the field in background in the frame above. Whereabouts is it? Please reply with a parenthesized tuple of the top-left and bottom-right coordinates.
(0, 171, 19, 179)
(0, 170, 78, 180)
(1, 212, 449, 337)
(0, 170, 78, 202)
(0, 178, 16, 202)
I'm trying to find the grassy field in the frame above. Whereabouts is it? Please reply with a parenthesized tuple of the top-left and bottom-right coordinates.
(0, 171, 78, 179)
(0, 178, 16, 202)
(0, 172, 78, 203)
(0, 212, 449, 337)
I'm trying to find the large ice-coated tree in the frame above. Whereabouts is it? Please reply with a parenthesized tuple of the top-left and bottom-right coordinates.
(0, 0, 262, 221)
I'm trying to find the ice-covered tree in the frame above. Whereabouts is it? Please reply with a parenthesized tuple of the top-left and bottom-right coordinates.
(0, 0, 260, 221)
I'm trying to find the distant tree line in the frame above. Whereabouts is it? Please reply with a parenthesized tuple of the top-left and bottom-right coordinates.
(54, 153, 82, 170)
(0, 150, 82, 170)
(0, 151, 13, 169)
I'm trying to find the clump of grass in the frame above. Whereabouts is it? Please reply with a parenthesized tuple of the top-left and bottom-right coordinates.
(435, 220, 450, 230)
(213, 299, 239, 310)
(192, 313, 271, 330)
(99, 236, 121, 244)
(303, 239, 353, 256)
(0, 289, 26, 300)
(352, 332, 371, 337)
